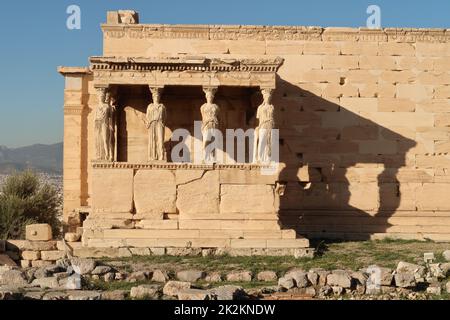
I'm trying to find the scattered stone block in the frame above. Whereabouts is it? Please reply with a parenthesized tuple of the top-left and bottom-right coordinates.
(278, 276, 295, 290)
(128, 271, 149, 282)
(351, 271, 367, 287)
(59, 275, 82, 290)
(210, 285, 245, 300)
(327, 270, 352, 288)
(426, 284, 441, 295)
(176, 270, 205, 282)
(177, 289, 213, 300)
(226, 271, 252, 282)
(0, 269, 28, 287)
(205, 272, 222, 282)
(152, 269, 169, 282)
(31, 277, 59, 289)
(163, 281, 191, 297)
(310, 269, 330, 286)
(130, 284, 161, 300)
(286, 270, 309, 288)
(26, 224, 52, 241)
(257, 271, 277, 282)
(396, 261, 426, 281)
(70, 258, 96, 275)
(394, 272, 416, 288)
(101, 290, 128, 300)
(429, 263, 445, 280)
(366, 265, 394, 286)
(307, 272, 319, 286)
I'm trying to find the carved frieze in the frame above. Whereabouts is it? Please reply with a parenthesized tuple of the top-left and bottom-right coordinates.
(102, 24, 450, 43)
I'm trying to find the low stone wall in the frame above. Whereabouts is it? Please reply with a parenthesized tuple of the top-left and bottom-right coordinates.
(1, 250, 450, 300)
(3, 239, 314, 267)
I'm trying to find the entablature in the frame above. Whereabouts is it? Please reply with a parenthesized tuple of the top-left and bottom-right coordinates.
(90, 56, 284, 89)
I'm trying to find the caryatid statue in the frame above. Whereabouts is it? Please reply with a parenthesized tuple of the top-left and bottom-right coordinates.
(107, 93, 117, 162)
(200, 87, 220, 163)
(146, 87, 167, 161)
(253, 88, 275, 164)
(95, 87, 114, 161)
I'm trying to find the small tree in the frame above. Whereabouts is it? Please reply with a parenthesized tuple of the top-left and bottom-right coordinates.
(0, 171, 62, 239)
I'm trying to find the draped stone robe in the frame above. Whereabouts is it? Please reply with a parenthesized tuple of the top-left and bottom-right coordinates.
(146, 103, 166, 161)
(255, 103, 275, 163)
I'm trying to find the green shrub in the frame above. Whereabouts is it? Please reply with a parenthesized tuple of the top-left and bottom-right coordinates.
(0, 170, 62, 239)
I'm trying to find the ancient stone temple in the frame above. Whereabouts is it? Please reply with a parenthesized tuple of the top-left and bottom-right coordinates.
(59, 10, 450, 254)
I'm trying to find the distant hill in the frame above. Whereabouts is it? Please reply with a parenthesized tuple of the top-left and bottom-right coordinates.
(0, 143, 63, 174)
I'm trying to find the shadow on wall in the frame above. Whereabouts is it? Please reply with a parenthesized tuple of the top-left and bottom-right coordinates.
(274, 77, 417, 241)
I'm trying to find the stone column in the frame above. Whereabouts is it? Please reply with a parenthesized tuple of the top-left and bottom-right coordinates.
(58, 67, 90, 231)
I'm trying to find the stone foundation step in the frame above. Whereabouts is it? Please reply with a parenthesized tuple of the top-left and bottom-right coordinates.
(177, 220, 281, 230)
(83, 218, 282, 230)
(84, 229, 297, 240)
(85, 237, 310, 249)
(89, 228, 297, 240)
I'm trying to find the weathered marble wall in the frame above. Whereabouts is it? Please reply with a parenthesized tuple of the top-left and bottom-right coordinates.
(61, 19, 450, 241)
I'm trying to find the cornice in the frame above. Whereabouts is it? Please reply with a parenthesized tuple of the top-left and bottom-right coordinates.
(90, 56, 284, 73)
(101, 24, 450, 43)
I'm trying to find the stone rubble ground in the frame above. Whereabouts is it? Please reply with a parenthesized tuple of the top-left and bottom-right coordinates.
(0, 250, 449, 300)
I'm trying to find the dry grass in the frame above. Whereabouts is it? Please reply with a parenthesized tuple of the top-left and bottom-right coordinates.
(101, 239, 450, 275)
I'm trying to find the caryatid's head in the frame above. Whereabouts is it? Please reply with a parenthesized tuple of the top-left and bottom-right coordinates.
(150, 87, 163, 104)
(105, 91, 111, 104)
(98, 88, 107, 104)
(110, 95, 116, 106)
(261, 88, 274, 105)
(203, 87, 217, 104)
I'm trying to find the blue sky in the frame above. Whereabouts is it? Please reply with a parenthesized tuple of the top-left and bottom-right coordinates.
(0, 0, 449, 147)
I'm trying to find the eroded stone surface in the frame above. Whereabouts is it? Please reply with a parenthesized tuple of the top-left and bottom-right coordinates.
(134, 170, 176, 215)
(177, 171, 219, 214)
(220, 185, 275, 214)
